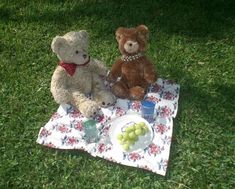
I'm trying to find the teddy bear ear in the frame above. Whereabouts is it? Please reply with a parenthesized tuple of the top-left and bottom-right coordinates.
(78, 30, 89, 50)
(51, 36, 69, 54)
(79, 30, 88, 40)
(115, 27, 124, 41)
(136, 25, 149, 41)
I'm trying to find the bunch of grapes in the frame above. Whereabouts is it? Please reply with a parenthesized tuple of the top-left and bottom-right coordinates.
(116, 122, 149, 151)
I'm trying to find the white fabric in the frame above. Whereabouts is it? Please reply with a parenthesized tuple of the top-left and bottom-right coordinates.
(36, 78, 180, 176)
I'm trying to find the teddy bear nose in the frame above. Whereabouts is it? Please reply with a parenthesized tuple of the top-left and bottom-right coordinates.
(83, 54, 87, 59)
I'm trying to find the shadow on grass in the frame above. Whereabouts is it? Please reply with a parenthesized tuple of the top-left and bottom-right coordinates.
(165, 63, 234, 176)
(2, 0, 234, 39)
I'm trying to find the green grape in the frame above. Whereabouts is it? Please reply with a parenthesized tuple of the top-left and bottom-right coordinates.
(140, 125, 146, 130)
(135, 124, 142, 130)
(123, 133, 129, 140)
(126, 140, 135, 145)
(131, 137, 138, 142)
(140, 128, 146, 135)
(135, 129, 142, 136)
(123, 144, 130, 151)
(125, 126, 133, 133)
(143, 126, 149, 132)
(122, 138, 127, 142)
(129, 132, 137, 139)
(130, 125, 136, 131)
(117, 122, 150, 150)
(117, 134, 123, 140)
(133, 124, 138, 129)
(118, 139, 125, 145)
(139, 122, 145, 127)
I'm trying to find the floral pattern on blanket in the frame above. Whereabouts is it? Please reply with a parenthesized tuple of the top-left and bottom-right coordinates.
(37, 78, 180, 176)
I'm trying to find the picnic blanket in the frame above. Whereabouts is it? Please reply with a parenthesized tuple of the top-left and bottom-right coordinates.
(36, 78, 180, 176)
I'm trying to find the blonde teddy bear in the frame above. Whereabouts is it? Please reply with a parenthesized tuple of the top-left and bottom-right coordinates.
(50, 30, 116, 117)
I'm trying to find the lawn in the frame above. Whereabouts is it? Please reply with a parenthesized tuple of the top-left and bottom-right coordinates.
(0, 0, 234, 188)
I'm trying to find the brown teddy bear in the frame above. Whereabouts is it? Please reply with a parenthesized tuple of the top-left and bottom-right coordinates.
(107, 25, 157, 100)
(50, 31, 116, 118)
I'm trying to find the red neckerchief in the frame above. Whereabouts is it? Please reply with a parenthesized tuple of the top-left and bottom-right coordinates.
(59, 57, 90, 76)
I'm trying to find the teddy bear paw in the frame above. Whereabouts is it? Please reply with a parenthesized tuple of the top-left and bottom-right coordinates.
(79, 100, 99, 118)
(129, 86, 146, 100)
(95, 91, 116, 108)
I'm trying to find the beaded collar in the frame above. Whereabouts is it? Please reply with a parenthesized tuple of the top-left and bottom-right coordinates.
(121, 53, 143, 62)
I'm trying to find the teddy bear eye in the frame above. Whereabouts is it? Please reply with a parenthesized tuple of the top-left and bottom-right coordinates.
(75, 50, 79, 54)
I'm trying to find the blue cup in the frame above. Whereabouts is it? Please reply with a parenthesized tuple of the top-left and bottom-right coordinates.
(141, 100, 156, 123)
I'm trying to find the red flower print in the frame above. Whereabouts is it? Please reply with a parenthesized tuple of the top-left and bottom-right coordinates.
(61, 136, 79, 146)
(70, 110, 83, 118)
(39, 128, 51, 138)
(67, 137, 78, 145)
(102, 127, 110, 136)
(148, 144, 161, 156)
(45, 142, 56, 148)
(51, 112, 61, 121)
(129, 152, 141, 161)
(115, 107, 126, 116)
(163, 91, 174, 100)
(160, 106, 171, 117)
(131, 101, 141, 111)
(98, 143, 106, 153)
(151, 83, 161, 92)
(74, 122, 83, 131)
(58, 125, 71, 133)
(155, 123, 168, 134)
(96, 114, 106, 123)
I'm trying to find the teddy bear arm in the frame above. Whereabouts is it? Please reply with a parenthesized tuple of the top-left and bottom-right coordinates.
(71, 90, 100, 117)
(143, 61, 157, 84)
(50, 67, 71, 104)
(70, 90, 90, 105)
(89, 59, 108, 76)
(107, 59, 123, 82)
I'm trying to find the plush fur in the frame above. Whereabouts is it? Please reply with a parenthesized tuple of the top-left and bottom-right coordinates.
(50, 31, 116, 118)
(107, 25, 157, 100)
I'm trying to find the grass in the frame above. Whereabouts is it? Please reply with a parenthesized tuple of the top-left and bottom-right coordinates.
(0, 0, 234, 188)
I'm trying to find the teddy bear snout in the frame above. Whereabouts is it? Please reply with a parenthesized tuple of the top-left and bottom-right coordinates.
(83, 54, 87, 59)
(126, 40, 136, 46)
(124, 40, 139, 53)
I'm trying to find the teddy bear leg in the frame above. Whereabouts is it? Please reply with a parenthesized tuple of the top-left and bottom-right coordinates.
(129, 86, 146, 100)
(71, 90, 99, 118)
(111, 81, 129, 99)
(92, 74, 116, 107)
